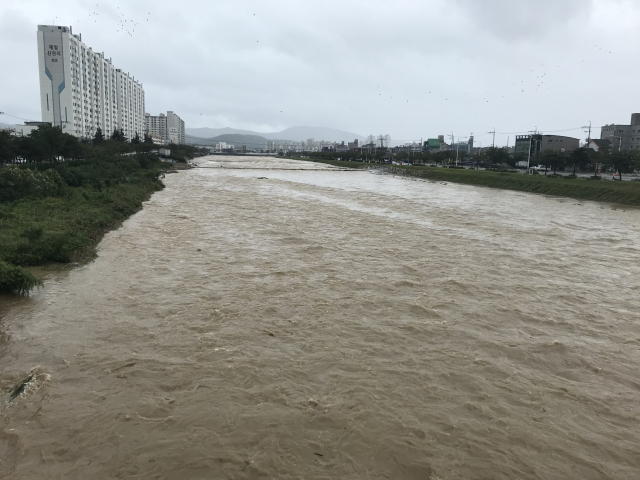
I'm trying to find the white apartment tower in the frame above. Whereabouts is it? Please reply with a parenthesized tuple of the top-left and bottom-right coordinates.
(37, 25, 145, 141)
(145, 111, 186, 145)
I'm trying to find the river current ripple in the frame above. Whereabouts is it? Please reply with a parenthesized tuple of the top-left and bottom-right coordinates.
(1, 156, 640, 479)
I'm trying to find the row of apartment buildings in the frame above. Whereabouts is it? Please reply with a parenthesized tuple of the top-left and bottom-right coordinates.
(34, 25, 185, 144)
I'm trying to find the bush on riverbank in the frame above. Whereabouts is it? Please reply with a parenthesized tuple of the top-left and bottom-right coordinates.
(0, 260, 43, 295)
(167, 144, 203, 163)
(0, 167, 65, 203)
(0, 154, 171, 294)
(0, 124, 209, 166)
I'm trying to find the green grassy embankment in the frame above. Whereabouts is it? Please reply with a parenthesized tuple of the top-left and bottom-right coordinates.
(288, 158, 370, 169)
(387, 166, 640, 205)
(294, 158, 640, 206)
(0, 155, 172, 294)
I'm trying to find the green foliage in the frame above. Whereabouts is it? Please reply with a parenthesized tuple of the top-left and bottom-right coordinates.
(539, 150, 568, 174)
(602, 150, 639, 180)
(301, 157, 640, 205)
(110, 128, 127, 142)
(0, 260, 43, 295)
(0, 124, 184, 293)
(0, 130, 17, 164)
(0, 166, 65, 203)
(301, 158, 369, 169)
(387, 165, 640, 205)
(167, 144, 208, 163)
(3, 125, 83, 163)
(569, 147, 591, 175)
(93, 127, 105, 144)
(0, 155, 170, 283)
(484, 147, 510, 165)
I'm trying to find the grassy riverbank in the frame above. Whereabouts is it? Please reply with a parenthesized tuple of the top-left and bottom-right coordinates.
(0, 155, 172, 294)
(295, 158, 640, 206)
(388, 165, 640, 205)
(298, 158, 370, 169)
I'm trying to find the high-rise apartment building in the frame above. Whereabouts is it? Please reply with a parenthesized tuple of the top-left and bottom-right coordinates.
(37, 25, 145, 141)
(144, 111, 185, 145)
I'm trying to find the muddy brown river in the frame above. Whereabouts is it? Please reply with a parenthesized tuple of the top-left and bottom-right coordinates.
(1, 156, 640, 479)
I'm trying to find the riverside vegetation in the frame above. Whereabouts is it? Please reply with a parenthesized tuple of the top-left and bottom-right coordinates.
(295, 148, 640, 206)
(0, 125, 206, 294)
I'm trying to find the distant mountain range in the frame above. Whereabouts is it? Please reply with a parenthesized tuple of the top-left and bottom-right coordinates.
(2, 121, 365, 147)
(185, 125, 365, 143)
(186, 134, 293, 148)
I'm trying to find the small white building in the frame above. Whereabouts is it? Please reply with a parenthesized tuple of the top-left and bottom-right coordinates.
(12, 121, 51, 137)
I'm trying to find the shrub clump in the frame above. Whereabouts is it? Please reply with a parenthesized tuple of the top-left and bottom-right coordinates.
(0, 167, 64, 203)
(0, 261, 42, 295)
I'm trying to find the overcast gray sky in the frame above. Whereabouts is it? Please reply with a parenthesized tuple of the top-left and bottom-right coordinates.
(1, 0, 639, 145)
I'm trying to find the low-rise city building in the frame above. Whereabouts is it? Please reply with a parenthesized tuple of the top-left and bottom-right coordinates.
(12, 121, 51, 136)
(515, 134, 579, 156)
(600, 113, 640, 151)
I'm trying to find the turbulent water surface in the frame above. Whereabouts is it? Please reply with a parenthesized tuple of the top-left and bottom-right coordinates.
(1, 156, 640, 479)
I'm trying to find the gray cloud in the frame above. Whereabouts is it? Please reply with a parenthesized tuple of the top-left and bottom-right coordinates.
(455, 0, 593, 41)
(1, 0, 639, 145)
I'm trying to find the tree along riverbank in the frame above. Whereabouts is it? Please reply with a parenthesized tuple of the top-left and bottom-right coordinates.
(295, 158, 640, 206)
(0, 124, 207, 294)
(0, 155, 174, 294)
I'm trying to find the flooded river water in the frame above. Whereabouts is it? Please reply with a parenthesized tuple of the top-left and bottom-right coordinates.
(1, 155, 640, 479)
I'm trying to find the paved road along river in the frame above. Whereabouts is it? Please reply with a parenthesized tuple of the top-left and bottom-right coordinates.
(1, 156, 640, 479)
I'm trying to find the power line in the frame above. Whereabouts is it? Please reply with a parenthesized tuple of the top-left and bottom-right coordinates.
(390, 125, 588, 142)
(0, 111, 40, 123)
(494, 126, 585, 135)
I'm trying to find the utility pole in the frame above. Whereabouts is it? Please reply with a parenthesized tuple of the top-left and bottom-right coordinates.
(581, 121, 592, 146)
(487, 127, 495, 148)
(526, 128, 538, 172)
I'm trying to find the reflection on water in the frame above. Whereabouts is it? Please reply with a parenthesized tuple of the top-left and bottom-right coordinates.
(1, 155, 640, 479)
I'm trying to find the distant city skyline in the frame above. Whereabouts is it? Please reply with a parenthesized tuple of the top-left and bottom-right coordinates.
(1, 0, 639, 147)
